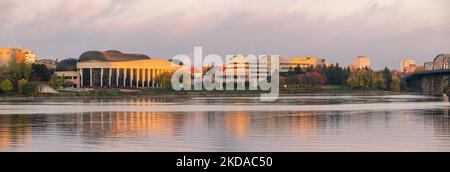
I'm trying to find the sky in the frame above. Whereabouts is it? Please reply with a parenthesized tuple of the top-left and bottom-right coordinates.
(0, 0, 449, 70)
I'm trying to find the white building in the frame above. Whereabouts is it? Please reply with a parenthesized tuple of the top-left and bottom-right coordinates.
(400, 59, 416, 73)
(351, 56, 371, 70)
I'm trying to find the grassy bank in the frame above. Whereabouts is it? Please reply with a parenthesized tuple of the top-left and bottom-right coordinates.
(0, 85, 421, 102)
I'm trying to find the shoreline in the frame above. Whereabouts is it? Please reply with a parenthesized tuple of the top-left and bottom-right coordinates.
(0, 91, 430, 101)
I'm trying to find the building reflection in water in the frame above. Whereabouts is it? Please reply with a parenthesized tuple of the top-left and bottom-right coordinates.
(291, 112, 318, 136)
(423, 108, 450, 136)
(0, 106, 449, 151)
(0, 115, 33, 151)
(74, 111, 188, 139)
(224, 111, 250, 138)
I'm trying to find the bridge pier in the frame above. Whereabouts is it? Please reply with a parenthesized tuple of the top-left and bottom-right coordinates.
(406, 71, 450, 95)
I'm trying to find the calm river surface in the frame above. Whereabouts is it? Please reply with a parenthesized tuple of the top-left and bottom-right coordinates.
(0, 95, 449, 151)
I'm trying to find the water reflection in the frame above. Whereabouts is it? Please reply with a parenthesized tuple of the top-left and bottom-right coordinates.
(0, 106, 449, 151)
(0, 115, 33, 150)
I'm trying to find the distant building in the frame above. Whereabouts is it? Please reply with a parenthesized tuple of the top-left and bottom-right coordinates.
(36, 59, 58, 70)
(424, 62, 434, 71)
(280, 56, 326, 72)
(222, 55, 264, 87)
(0, 48, 37, 66)
(351, 56, 371, 70)
(23, 49, 37, 64)
(400, 59, 417, 73)
(219, 55, 327, 86)
(55, 58, 79, 88)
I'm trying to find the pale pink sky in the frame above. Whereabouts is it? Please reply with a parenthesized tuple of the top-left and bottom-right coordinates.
(0, 0, 449, 69)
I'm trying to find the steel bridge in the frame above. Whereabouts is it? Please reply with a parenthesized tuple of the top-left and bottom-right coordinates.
(406, 54, 450, 95)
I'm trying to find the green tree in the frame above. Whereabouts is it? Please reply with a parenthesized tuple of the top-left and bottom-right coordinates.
(20, 83, 32, 96)
(305, 65, 314, 72)
(49, 74, 64, 89)
(6, 60, 31, 86)
(287, 66, 294, 76)
(294, 64, 304, 75)
(18, 79, 32, 95)
(0, 66, 8, 82)
(18, 79, 27, 89)
(383, 67, 392, 90)
(30, 64, 51, 81)
(0, 79, 13, 93)
(346, 70, 374, 89)
(391, 75, 401, 92)
(373, 73, 386, 90)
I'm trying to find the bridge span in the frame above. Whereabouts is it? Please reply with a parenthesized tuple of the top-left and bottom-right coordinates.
(405, 54, 450, 95)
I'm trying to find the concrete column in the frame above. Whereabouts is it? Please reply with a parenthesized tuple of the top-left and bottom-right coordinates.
(90, 68, 93, 87)
(147, 68, 151, 87)
(154, 69, 158, 87)
(156, 69, 160, 87)
(116, 68, 120, 86)
(130, 69, 134, 88)
(141, 69, 145, 88)
(151, 69, 155, 87)
(80, 68, 84, 87)
(123, 68, 127, 87)
(109, 68, 112, 87)
(136, 68, 140, 88)
(100, 68, 104, 87)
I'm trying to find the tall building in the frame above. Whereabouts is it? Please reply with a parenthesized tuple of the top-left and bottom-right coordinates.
(220, 55, 327, 86)
(23, 49, 37, 64)
(400, 59, 417, 73)
(351, 56, 371, 70)
(0, 48, 37, 66)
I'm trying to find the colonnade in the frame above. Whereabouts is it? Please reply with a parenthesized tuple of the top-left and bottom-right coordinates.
(78, 68, 172, 88)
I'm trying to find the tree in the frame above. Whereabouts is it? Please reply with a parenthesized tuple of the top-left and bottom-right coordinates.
(291, 72, 326, 87)
(324, 63, 349, 85)
(347, 70, 374, 89)
(49, 74, 64, 89)
(18, 79, 32, 96)
(6, 60, 31, 86)
(64, 80, 74, 88)
(18, 79, 28, 92)
(383, 67, 392, 90)
(294, 64, 304, 75)
(30, 64, 51, 81)
(305, 65, 314, 72)
(20, 83, 32, 96)
(400, 78, 407, 91)
(155, 72, 174, 87)
(303, 72, 326, 86)
(373, 73, 386, 90)
(390, 75, 401, 92)
(0, 79, 13, 93)
(0, 66, 8, 82)
(287, 66, 294, 76)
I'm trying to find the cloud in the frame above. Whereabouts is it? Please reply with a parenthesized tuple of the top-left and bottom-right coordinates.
(0, 0, 16, 30)
(0, 0, 448, 69)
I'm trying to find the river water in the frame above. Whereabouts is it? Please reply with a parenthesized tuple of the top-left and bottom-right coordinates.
(0, 95, 449, 151)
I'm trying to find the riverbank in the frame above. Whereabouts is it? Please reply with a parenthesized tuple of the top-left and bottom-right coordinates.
(0, 87, 425, 102)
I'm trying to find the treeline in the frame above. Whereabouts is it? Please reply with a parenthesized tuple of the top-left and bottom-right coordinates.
(0, 60, 52, 96)
(347, 67, 403, 91)
(280, 64, 403, 91)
